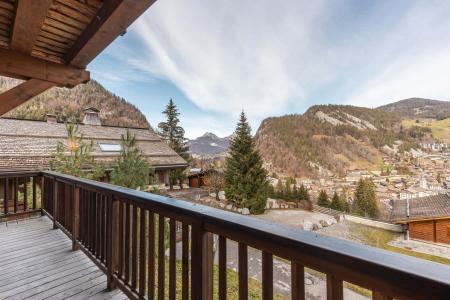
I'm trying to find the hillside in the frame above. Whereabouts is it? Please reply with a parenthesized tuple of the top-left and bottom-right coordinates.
(187, 132, 230, 157)
(0, 77, 149, 128)
(378, 98, 450, 119)
(255, 105, 431, 177)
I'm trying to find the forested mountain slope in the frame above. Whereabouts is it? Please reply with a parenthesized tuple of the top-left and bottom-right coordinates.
(378, 98, 450, 119)
(0, 77, 149, 128)
(255, 105, 431, 177)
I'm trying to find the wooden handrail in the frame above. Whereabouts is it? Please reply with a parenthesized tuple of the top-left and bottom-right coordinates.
(5, 170, 450, 299)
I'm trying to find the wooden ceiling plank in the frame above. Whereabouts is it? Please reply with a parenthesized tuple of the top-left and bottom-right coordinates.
(36, 36, 70, 51)
(39, 30, 74, 45)
(0, 14, 12, 25)
(44, 17, 83, 36)
(31, 49, 64, 64)
(42, 23, 78, 41)
(11, 0, 54, 54)
(67, 0, 157, 68)
(0, 48, 89, 87)
(0, 2, 15, 11)
(56, 0, 98, 17)
(52, 2, 92, 24)
(47, 10, 88, 30)
(0, 79, 55, 116)
(0, 8, 13, 19)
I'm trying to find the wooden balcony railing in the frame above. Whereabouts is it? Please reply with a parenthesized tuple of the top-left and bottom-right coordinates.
(2, 170, 450, 299)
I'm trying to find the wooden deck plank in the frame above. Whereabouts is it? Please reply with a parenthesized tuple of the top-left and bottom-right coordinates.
(0, 217, 128, 300)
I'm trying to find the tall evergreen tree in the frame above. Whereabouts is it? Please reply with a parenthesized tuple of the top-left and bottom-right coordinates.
(353, 178, 379, 218)
(317, 190, 330, 207)
(224, 112, 268, 214)
(158, 99, 189, 189)
(330, 191, 346, 212)
(111, 130, 153, 190)
(298, 184, 310, 201)
(158, 99, 189, 160)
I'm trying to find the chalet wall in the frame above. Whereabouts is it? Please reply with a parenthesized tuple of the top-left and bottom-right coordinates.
(409, 221, 434, 242)
(435, 219, 450, 244)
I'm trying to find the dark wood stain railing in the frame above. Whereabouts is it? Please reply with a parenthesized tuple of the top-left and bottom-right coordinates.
(2, 170, 450, 299)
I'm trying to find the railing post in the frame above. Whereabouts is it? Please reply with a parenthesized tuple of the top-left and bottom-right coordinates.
(53, 178, 58, 229)
(107, 196, 119, 290)
(191, 222, 213, 300)
(72, 186, 80, 251)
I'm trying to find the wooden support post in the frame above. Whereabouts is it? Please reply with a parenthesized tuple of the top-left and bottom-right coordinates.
(53, 179, 58, 229)
(327, 274, 343, 300)
(107, 196, 119, 290)
(72, 186, 80, 251)
(291, 262, 305, 300)
(191, 223, 213, 300)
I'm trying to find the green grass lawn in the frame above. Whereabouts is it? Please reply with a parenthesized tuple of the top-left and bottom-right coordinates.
(402, 118, 450, 141)
(349, 223, 450, 266)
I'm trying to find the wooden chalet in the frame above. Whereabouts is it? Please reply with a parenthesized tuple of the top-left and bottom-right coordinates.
(391, 194, 450, 245)
(0, 110, 188, 185)
(0, 1, 450, 300)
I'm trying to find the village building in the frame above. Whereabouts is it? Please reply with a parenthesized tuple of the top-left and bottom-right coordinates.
(0, 109, 187, 186)
(390, 194, 450, 245)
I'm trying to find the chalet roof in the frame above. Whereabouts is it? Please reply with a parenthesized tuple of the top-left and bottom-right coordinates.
(390, 194, 450, 223)
(0, 118, 187, 171)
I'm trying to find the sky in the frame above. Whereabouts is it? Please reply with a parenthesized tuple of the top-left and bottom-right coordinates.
(89, 0, 450, 139)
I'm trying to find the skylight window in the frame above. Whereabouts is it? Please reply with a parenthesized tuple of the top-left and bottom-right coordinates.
(99, 143, 122, 152)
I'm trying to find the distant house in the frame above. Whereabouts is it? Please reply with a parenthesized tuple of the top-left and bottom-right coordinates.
(390, 194, 450, 245)
(0, 109, 187, 186)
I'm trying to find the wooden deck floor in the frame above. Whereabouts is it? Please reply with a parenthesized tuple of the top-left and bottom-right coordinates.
(0, 216, 128, 300)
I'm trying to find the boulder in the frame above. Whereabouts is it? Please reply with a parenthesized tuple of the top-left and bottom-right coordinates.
(219, 203, 226, 208)
(237, 208, 242, 213)
(242, 208, 250, 215)
(312, 223, 319, 231)
(226, 204, 233, 210)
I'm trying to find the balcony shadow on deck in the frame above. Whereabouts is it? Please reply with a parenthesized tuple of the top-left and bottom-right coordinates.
(0, 216, 128, 300)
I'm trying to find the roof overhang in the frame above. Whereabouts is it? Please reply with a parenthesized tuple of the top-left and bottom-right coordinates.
(393, 215, 450, 224)
(0, 0, 156, 116)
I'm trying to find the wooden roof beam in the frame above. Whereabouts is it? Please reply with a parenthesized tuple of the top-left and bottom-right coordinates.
(66, 0, 157, 68)
(0, 79, 55, 116)
(11, 0, 54, 54)
(0, 48, 90, 87)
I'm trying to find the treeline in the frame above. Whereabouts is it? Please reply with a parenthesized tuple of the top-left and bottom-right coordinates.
(1, 77, 149, 129)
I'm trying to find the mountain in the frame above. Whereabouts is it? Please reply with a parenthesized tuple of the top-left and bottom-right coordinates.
(187, 132, 230, 156)
(0, 77, 150, 128)
(377, 98, 450, 119)
(255, 104, 431, 178)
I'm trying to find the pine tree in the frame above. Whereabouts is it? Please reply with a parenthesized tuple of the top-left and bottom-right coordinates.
(158, 99, 189, 189)
(317, 190, 330, 207)
(353, 178, 379, 218)
(276, 179, 284, 199)
(298, 184, 310, 201)
(224, 112, 268, 214)
(111, 130, 153, 190)
(51, 123, 104, 180)
(158, 99, 189, 160)
(330, 191, 346, 211)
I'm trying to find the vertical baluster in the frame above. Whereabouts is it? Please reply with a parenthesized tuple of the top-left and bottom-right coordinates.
(148, 211, 155, 300)
(99, 195, 104, 261)
(72, 186, 80, 251)
(52, 179, 58, 229)
(118, 200, 124, 278)
(23, 177, 28, 211)
(131, 204, 138, 290)
(14, 177, 18, 213)
(3, 178, 8, 215)
(93, 193, 98, 254)
(262, 252, 273, 300)
(291, 262, 305, 300)
(169, 219, 176, 300)
(218, 236, 227, 300)
(32, 177, 37, 210)
(124, 202, 131, 284)
(139, 207, 146, 298)
(107, 195, 120, 290)
(182, 223, 189, 300)
(157, 215, 165, 300)
(327, 274, 343, 300)
(88, 191, 92, 250)
(238, 243, 248, 300)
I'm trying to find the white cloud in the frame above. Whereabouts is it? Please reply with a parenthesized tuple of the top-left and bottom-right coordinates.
(107, 0, 450, 128)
